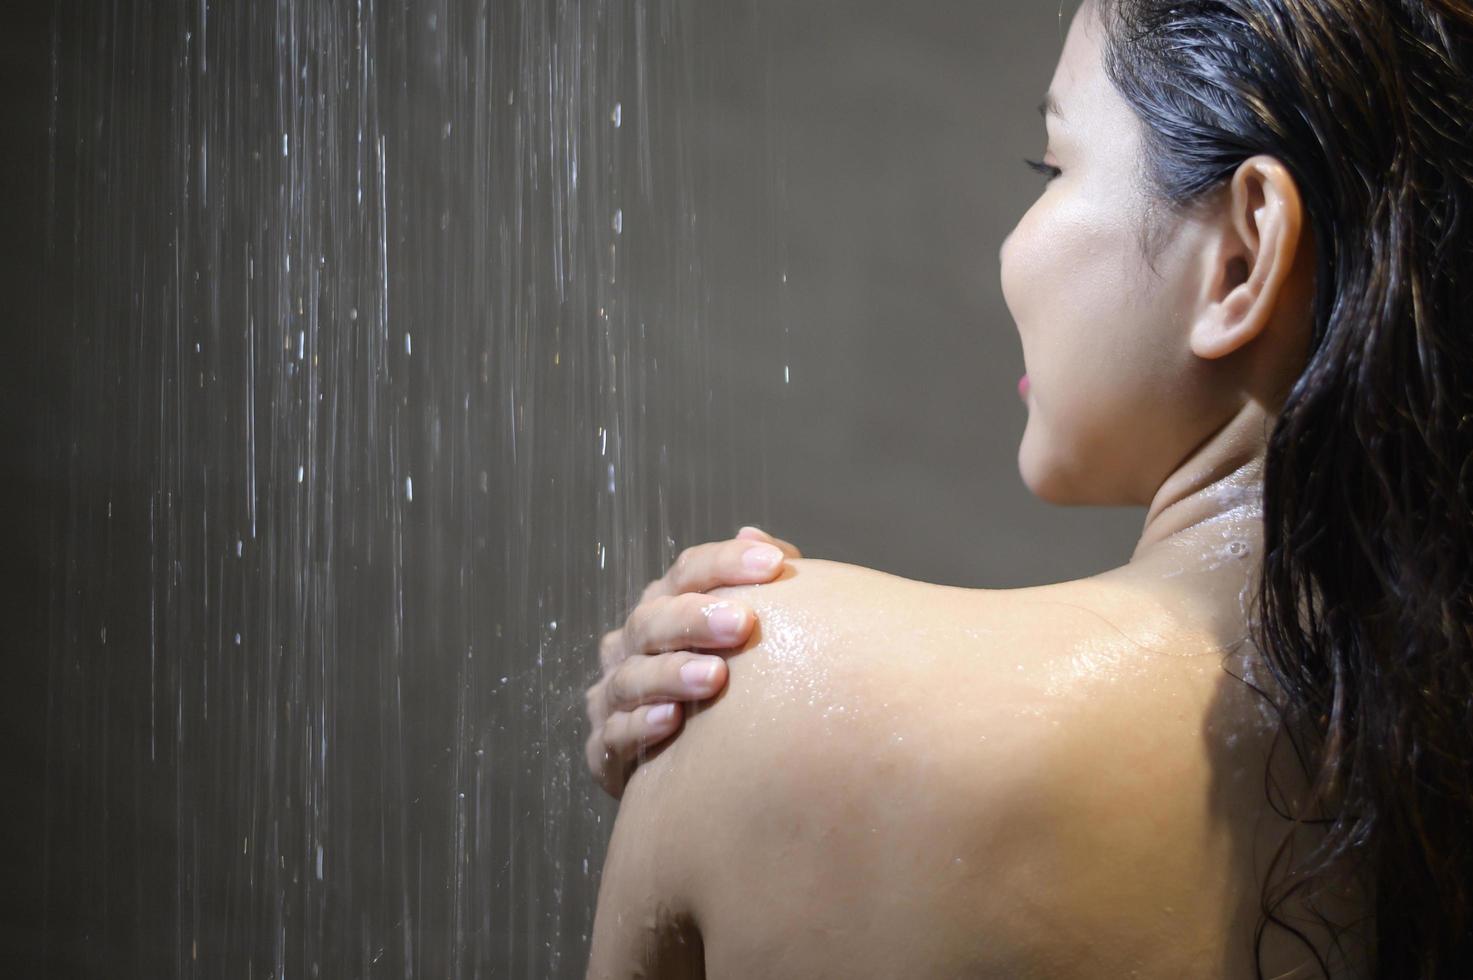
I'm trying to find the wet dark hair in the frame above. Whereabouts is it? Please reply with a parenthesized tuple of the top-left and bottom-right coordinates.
(1094, 0, 1473, 975)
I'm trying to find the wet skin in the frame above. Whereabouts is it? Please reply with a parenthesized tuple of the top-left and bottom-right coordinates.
(592, 531, 1365, 977)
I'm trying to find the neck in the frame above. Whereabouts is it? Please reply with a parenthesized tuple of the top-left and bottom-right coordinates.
(1130, 402, 1272, 567)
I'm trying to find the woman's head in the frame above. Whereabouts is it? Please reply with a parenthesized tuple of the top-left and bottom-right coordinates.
(1000, 0, 1316, 506)
(1008, 0, 1473, 974)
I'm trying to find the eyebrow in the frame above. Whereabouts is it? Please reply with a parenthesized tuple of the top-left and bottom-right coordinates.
(1037, 92, 1065, 122)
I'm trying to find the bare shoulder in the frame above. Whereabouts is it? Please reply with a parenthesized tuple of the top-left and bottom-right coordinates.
(626, 559, 1055, 975)
(615, 559, 1352, 976)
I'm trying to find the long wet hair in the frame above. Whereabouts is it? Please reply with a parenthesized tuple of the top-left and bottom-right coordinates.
(1093, 0, 1473, 975)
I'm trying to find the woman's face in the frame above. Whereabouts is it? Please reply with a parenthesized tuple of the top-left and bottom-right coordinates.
(1000, 2, 1224, 506)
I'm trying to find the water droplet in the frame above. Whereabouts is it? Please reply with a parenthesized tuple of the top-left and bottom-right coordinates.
(611, 102, 621, 127)
(296, 465, 304, 483)
(405, 476, 414, 501)
(405, 333, 412, 355)
(612, 209, 622, 235)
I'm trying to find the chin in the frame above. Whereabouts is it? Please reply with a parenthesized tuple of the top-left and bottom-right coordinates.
(1017, 429, 1107, 506)
(1018, 433, 1074, 505)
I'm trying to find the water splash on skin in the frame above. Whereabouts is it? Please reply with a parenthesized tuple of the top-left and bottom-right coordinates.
(742, 602, 840, 704)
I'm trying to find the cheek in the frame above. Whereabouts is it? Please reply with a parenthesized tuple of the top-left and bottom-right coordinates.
(1003, 194, 1188, 503)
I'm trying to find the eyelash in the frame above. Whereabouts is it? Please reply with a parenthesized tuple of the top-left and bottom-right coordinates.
(1023, 157, 1061, 182)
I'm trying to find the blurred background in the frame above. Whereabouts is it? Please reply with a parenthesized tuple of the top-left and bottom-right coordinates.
(6, 0, 1138, 976)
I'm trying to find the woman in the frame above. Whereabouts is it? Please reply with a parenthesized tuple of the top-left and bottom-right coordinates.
(583, 0, 1473, 975)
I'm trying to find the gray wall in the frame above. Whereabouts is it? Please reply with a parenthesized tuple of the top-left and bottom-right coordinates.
(713, 0, 1138, 586)
(14, 0, 1139, 977)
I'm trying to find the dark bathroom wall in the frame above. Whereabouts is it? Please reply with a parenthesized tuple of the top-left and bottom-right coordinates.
(707, 0, 1139, 587)
(10, 1, 1141, 977)
(4, 2, 58, 972)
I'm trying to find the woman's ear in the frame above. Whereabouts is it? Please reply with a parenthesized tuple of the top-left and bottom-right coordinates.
(1189, 155, 1305, 360)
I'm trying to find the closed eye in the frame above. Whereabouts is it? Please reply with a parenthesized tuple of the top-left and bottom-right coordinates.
(1023, 158, 1061, 182)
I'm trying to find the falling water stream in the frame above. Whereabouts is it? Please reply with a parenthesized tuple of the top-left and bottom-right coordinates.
(41, 1, 786, 975)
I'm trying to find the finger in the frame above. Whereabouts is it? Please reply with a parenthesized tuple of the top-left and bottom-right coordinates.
(605, 650, 728, 712)
(643, 537, 788, 603)
(736, 525, 804, 559)
(623, 592, 753, 658)
(598, 628, 625, 672)
(586, 729, 626, 799)
(585, 676, 612, 728)
(592, 703, 683, 793)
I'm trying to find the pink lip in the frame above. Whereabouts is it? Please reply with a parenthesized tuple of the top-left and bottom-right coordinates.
(1018, 374, 1031, 401)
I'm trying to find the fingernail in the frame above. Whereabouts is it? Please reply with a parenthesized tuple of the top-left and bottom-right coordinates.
(706, 602, 746, 638)
(742, 544, 783, 572)
(647, 703, 676, 725)
(680, 659, 721, 689)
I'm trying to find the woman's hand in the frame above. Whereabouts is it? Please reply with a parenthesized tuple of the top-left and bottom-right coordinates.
(585, 525, 802, 799)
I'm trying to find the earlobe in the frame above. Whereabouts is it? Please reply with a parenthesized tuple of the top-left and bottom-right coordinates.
(1188, 156, 1303, 361)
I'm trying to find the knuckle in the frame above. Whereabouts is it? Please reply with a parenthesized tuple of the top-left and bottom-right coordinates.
(621, 608, 646, 650)
(598, 630, 623, 669)
(612, 660, 653, 709)
(600, 712, 625, 754)
(626, 595, 669, 648)
(610, 711, 642, 755)
(606, 664, 632, 707)
(670, 548, 699, 588)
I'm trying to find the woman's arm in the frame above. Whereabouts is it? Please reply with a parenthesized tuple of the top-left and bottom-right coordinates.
(586, 785, 706, 978)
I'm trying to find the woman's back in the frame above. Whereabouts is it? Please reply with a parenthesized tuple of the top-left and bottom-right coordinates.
(595, 557, 1368, 978)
